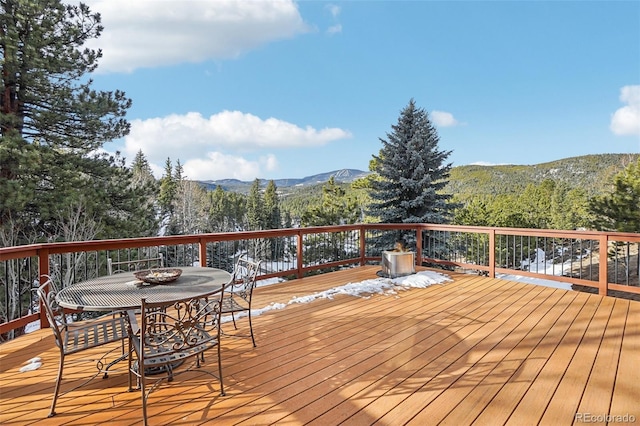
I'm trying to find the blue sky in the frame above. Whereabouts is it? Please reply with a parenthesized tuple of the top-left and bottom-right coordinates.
(85, 0, 640, 181)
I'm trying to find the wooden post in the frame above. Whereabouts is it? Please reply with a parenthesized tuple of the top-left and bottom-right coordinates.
(599, 234, 608, 296)
(297, 231, 304, 279)
(198, 239, 207, 267)
(360, 226, 366, 266)
(38, 248, 50, 329)
(416, 226, 423, 266)
(488, 230, 496, 278)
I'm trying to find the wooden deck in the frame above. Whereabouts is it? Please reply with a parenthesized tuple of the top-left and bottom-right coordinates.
(1, 266, 639, 425)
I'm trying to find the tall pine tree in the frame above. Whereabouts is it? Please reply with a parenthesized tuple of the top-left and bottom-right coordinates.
(246, 179, 265, 231)
(263, 180, 281, 230)
(129, 151, 159, 237)
(0, 0, 139, 242)
(368, 99, 454, 247)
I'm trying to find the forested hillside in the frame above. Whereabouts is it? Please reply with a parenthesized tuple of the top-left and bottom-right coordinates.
(277, 154, 638, 222)
(444, 153, 639, 201)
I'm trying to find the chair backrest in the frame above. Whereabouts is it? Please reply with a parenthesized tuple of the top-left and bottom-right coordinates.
(107, 254, 164, 275)
(137, 288, 224, 367)
(229, 258, 261, 301)
(36, 279, 67, 349)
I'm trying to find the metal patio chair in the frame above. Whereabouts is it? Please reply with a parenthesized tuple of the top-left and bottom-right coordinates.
(107, 253, 164, 275)
(127, 288, 225, 426)
(36, 278, 128, 418)
(106, 255, 166, 377)
(221, 257, 261, 347)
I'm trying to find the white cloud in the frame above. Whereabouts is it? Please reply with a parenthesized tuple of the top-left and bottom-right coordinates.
(470, 161, 501, 166)
(430, 110, 462, 127)
(326, 4, 341, 18)
(610, 85, 640, 136)
(122, 111, 351, 180)
(324, 4, 342, 35)
(82, 0, 310, 73)
(183, 152, 278, 181)
(327, 24, 343, 35)
(126, 110, 351, 153)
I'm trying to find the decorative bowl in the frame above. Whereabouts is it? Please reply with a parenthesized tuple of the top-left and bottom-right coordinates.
(134, 268, 182, 284)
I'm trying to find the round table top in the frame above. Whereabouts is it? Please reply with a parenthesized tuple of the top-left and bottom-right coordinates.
(56, 266, 232, 311)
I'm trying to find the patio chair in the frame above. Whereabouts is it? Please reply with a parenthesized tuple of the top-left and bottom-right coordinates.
(127, 288, 225, 426)
(106, 255, 165, 377)
(36, 278, 129, 418)
(221, 257, 261, 347)
(107, 253, 164, 275)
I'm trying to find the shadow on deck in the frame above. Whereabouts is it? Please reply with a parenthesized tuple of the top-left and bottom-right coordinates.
(1, 265, 638, 425)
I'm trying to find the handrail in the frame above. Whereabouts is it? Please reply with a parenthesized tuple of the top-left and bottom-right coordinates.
(1, 223, 638, 339)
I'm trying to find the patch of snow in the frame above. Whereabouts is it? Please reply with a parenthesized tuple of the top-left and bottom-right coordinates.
(19, 357, 43, 372)
(497, 273, 573, 291)
(226, 270, 452, 322)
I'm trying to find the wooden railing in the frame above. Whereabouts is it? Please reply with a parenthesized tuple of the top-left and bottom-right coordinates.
(1, 224, 639, 340)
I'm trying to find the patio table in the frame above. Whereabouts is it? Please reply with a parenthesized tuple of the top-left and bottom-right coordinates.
(56, 266, 232, 311)
(55, 266, 232, 376)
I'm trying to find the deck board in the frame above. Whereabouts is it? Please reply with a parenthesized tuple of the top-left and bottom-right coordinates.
(576, 298, 627, 419)
(610, 300, 640, 418)
(1, 265, 638, 425)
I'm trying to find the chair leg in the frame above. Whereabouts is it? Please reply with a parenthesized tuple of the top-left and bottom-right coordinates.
(127, 339, 134, 391)
(248, 310, 256, 347)
(231, 311, 237, 330)
(217, 342, 225, 396)
(140, 375, 148, 426)
(48, 352, 65, 417)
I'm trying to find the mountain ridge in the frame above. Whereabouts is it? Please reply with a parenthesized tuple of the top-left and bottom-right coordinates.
(198, 169, 370, 192)
(197, 153, 639, 196)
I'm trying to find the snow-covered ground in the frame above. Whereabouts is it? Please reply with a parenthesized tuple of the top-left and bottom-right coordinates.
(496, 273, 572, 291)
(511, 247, 582, 290)
(241, 270, 453, 319)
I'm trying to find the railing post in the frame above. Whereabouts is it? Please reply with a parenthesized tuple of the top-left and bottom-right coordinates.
(416, 226, 423, 266)
(488, 230, 496, 278)
(599, 234, 608, 296)
(296, 230, 304, 279)
(38, 248, 50, 329)
(359, 226, 366, 266)
(198, 239, 207, 267)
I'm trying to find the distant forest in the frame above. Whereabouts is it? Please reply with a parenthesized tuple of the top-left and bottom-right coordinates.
(276, 153, 639, 231)
(444, 153, 639, 199)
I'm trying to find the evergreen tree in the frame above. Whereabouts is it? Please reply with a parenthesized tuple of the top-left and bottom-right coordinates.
(550, 184, 591, 230)
(590, 158, 640, 233)
(246, 179, 265, 231)
(589, 158, 640, 282)
(263, 180, 281, 230)
(300, 177, 361, 266)
(301, 177, 360, 226)
(452, 197, 492, 227)
(158, 158, 177, 218)
(283, 210, 293, 228)
(131, 150, 156, 189)
(226, 191, 246, 231)
(1, 0, 135, 241)
(263, 180, 285, 260)
(129, 151, 159, 236)
(163, 160, 186, 235)
(368, 99, 454, 247)
(245, 178, 270, 260)
(514, 180, 556, 229)
(208, 186, 229, 232)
